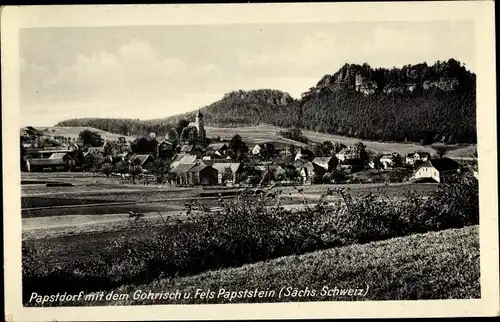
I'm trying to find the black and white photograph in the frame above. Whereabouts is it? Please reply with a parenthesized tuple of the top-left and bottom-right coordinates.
(2, 2, 498, 320)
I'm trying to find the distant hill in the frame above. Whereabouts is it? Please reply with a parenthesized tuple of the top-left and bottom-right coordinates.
(36, 126, 136, 142)
(56, 58, 476, 144)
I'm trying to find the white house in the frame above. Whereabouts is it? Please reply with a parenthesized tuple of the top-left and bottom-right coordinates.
(379, 154, 396, 169)
(252, 144, 264, 156)
(413, 158, 462, 183)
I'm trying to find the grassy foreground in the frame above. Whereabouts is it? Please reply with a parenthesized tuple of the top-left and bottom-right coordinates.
(62, 225, 478, 306)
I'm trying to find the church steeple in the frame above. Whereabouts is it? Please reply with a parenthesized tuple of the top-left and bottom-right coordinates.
(195, 109, 206, 141)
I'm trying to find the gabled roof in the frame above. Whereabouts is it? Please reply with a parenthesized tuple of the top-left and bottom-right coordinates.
(312, 157, 333, 167)
(49, 152, 70, 159)
(26, 148, 71, 154)
(206, 142, 228, 151)
(88, 146, 105, 153)
(28, 158, 66, 166)
(177, 154, 197, 164)
(180, 145, 194, 152)
(188, 164, 211, 173)
(202, 158, 232, 166)
(170, 163, 196, 174)
(423, 158, 462, 172)
(129, 154, 153, 166)
(211, 162, 241, 174)
(336, 148, 353, 155)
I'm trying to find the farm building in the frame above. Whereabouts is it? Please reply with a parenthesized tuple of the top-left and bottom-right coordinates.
(26, 153, 75, 172)
(187, 164, 218, 186)
(210, 162, 242, 184)
(413, 158, 462, 183)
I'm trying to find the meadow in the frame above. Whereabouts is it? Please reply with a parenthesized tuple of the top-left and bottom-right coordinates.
(206, 124, 476, 158)
(100, 225, 480, 305)
(38, 126, 136, 142)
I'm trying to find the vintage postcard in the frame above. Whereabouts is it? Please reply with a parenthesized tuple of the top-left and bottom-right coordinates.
(2, 1, 498, 320)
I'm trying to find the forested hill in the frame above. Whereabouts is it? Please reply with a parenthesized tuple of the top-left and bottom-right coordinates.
(56, 58, 476, 144)
(165, 89, 298, 127)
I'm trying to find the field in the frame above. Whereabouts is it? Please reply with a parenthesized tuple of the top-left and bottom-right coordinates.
(21, 170, 478, 306)
(36, 126, 136, 142)
(205, 124, 476, 158)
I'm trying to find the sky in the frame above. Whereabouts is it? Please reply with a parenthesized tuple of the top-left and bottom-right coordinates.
(20, 21, 475, 126)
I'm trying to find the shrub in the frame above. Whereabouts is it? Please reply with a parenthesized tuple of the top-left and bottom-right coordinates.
(23, 173, 479, 305)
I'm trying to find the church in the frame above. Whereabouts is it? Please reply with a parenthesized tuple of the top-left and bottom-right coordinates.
(182, 109, 206, 142)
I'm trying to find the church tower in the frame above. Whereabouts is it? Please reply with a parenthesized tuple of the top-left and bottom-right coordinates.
(196, 109, 206, 141)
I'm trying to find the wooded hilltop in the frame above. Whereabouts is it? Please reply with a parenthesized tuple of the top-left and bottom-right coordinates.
(56, 58, 476, 144)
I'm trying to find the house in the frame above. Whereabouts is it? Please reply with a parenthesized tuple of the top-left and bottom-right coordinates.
(210, 162, 242, 184)
(413, 158, 462, 183)
(379, 154, 395, 169)
(86, 146, 105, 157)
(157, 138, 175, 159)
(26, 153, 75, 172)
(312, 157, 336, 172)
(251, 142, 278, 157)
(205, 142, 229, 157)
(108, 155, 126, 164)
(20, 126, 43, 139)
(170, 163, 196, 185)
(187, 164, 218, 186)
(129, 154, 154, 168)
(170, 154, 198, 169)
(335, 147, 360, 162)
(252, 144, 264, 155)
(405, 152, 430, 165)
(338, 158, 364, 173)
(179, 144, 204, 156)
(294, 148, 315, 161)
(298, 162, 324, 185)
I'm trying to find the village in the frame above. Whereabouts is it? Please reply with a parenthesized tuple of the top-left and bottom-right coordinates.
(20, 110, 472, 188)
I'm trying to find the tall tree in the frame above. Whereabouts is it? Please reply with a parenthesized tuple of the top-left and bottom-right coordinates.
(78, 130, 104, 147)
